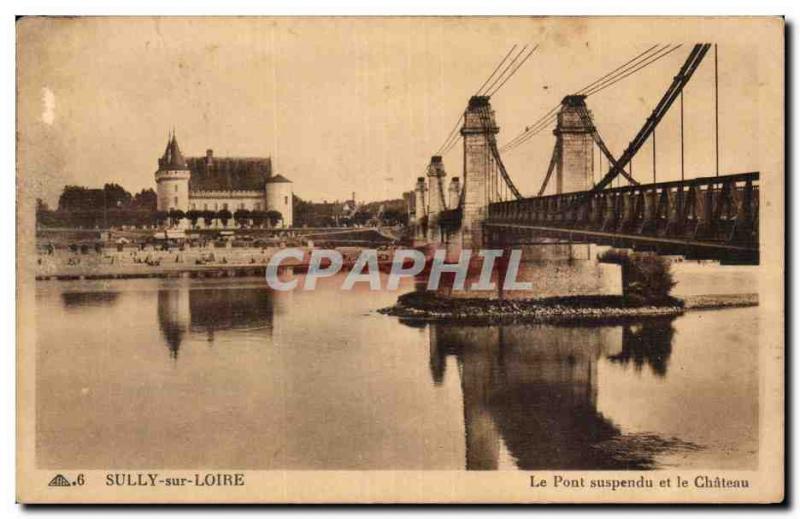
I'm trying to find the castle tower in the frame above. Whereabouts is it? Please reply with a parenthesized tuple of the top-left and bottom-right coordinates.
(155, 132, 191, 212)
(265, 174, 293, 227)
(555, 95, 594, 194)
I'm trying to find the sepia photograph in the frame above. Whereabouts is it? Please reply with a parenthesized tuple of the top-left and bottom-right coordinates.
(14, 15, 784, 504)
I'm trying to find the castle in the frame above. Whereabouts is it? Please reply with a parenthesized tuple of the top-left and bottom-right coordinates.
(154, 132, 293, 227)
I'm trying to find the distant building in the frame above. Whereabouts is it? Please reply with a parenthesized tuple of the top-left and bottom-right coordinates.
(154, 132, 293, 227)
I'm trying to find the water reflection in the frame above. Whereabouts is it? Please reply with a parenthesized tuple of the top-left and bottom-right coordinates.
(607, 321, 674, 376)
(61, 291, 119, 309)
(156, 284, 275, 358)
(41, 276, 753, 470)
(427, 318, 682, 470)
(157, 290, 189, 358)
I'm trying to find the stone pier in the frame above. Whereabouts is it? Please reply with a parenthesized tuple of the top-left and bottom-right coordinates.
(460, 96, 498, 249)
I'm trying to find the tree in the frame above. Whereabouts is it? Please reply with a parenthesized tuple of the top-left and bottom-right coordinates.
(186, 210, 201, 229)
(58, 183, 136, 212)
(234, 209, 251, 228)
(201, 210, 215, 227)
(155, 210, 169, 227)
(599, 249, 676, 306)
(250, 210, 267, 228)
(382, 208, 408, 226)
(265, 210, 283, 227)
(168, 209, 185, 226)
(352, 209, 371, 226)
(58, 186, 102, 211)
(103, 183, 132, 208)
(292, 195, 313, 227)
(217, 208, 232, 227)
(131, 188, 157, 211)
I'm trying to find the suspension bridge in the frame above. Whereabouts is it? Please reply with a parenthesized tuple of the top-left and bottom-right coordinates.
(408, 43, 759, 266)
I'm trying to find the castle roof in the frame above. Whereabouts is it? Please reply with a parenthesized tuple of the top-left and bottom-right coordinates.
(266, 174, 292, 184)
(186, 155, 272, 191)
(158, 133, 189, 171)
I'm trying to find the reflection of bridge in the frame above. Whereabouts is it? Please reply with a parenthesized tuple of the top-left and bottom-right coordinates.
(410, 44, 759, 265)
(428, 319, 676, 470)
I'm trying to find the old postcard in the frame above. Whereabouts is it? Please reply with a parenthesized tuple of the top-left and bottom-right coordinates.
(16, 16, 784, 503)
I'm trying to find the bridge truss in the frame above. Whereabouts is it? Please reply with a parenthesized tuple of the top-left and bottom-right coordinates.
(427, 43, 759, 263)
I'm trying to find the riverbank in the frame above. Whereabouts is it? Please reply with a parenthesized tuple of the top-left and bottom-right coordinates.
(378, 291, 758, 324)
(33, 245, 398, 280)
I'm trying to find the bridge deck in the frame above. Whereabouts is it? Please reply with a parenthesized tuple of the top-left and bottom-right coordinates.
(441, 172, 759, 264)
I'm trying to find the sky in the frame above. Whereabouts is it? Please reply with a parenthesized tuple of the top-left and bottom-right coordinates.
(17, 17, 773, 207)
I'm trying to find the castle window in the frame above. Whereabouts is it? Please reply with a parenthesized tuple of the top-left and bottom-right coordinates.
(254, 202, 261, 210)
(223, 203, 228, 210)
(204, 204, 208, 210)
(190, 203, 196, 210)
(174, 185, 178, 193)
(284, 196, 288, 205)
(174, 197, 178, 205)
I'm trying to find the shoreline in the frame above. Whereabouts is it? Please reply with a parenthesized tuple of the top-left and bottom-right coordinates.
(378, 292, 758, 324)
(33, 245, 399, 281)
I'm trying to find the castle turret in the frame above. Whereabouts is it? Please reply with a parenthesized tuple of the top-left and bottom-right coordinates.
(155, 132, 191, 213)
(265, 174, 293, 227)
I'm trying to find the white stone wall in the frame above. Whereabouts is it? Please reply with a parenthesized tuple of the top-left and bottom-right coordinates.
(188, 191, 266, 212)
(266, 182, 293, 227)
(155, 170, 191, 211)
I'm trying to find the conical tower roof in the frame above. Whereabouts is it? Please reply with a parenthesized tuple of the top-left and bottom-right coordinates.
(159, 132, 189, 170)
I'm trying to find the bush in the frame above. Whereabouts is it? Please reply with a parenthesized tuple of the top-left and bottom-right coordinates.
(599, 249, 676, 306)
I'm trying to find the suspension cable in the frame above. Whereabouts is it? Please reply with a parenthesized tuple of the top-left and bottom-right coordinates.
(652, 127, 657, 184)
(500, 45, 683, 155)
(680, 90, 685, 181)
(586, 44, 710, 194)
(481, 45, 529, 97)
(584, 44, 683, 97)
(500, 44, 678, 154)
(487, 44, 539, 97)
(475, 45, 518, 95)
(436, 115, 463, 156)
(576, 44, 662, 95)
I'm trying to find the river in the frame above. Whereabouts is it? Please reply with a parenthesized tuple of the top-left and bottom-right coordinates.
(35, 268, 758, 470)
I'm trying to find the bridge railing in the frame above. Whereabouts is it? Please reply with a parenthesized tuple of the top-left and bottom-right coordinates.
(487, 171, 759, 249)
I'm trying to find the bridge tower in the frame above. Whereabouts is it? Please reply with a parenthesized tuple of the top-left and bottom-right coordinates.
(414, 176, 427, 240)
(555, 95, 594, 194)
(448, 177, 461, 209)
(461, 96, 499, 248)
(427, 156, 447, 214)
(426, 155, 447, 241)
